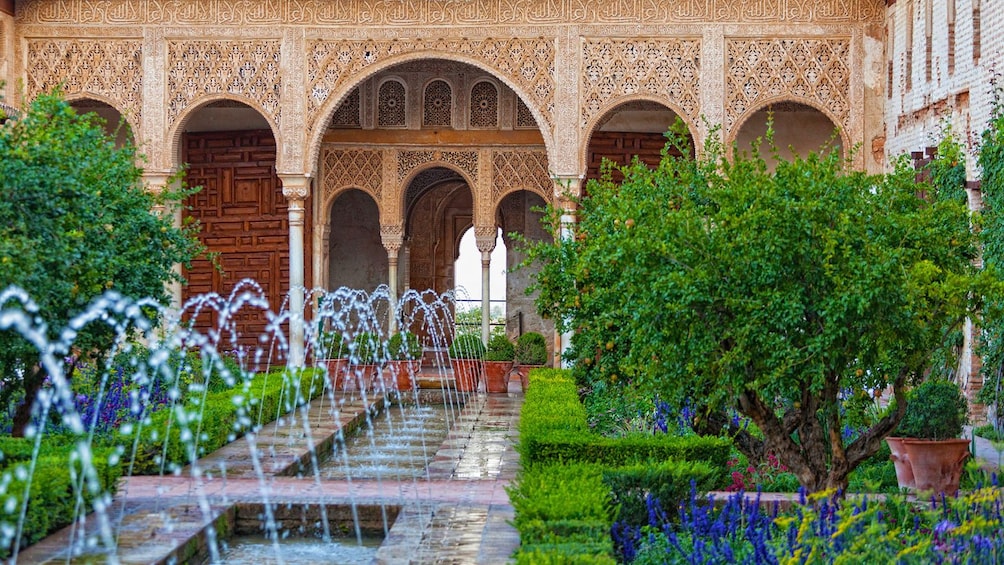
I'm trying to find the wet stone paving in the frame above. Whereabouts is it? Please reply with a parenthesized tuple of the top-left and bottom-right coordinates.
(19, 381, 525, 564)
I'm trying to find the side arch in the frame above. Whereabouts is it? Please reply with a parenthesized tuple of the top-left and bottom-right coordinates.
(305, 51, 556, 176)
(167, 94, 283, 172)
(579, 94, 701, 175)
(728, 98, 848, 160)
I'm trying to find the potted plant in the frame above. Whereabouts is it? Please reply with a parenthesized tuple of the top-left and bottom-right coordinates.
(316, 329, 350, 391)
(387, 330, 423, 392)
(448, 334, 486, 392)
(349, 331, 383, 392)
(514, 331, 548, 392)
(483, 333, 515, 394)
(896, 379, 971, 495)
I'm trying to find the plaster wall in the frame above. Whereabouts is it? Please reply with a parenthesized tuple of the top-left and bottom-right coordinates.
(328, 189, 387, 294)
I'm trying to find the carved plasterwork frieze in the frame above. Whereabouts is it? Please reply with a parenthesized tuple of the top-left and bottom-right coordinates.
(397, 150, 479, 186)
(26, 39, 142, 125)
(321, 147, 383, 204)
(18, 0, 885, 25)
(492, 149, 551, 204)
(725, 38, 851, 135)
(307, 38, 554, 135)
(581, 38, 701, 129)
(166, 39, 281, 131)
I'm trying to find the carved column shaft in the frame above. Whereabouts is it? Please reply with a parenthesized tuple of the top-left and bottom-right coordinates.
(280, 173, 311, 367)
(381, 225, 405, 334)
(475, 225, 497, 346)
(553, 177, 582, 368)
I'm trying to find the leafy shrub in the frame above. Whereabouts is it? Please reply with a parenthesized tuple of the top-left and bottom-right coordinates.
(603, 460, 716, 526)
(448, 334, 486, 360)
(0, 445, 122, 557)
(118, 368, 324, 474)
(515, 543, 616, 564)
(387, 331, 422, 361)
(515, 332, 548, 365)
(484, 334, 515, 362)
(897, 379, 969, 440)
(351, 332, 384, 364)
(315, 329, 349, 359)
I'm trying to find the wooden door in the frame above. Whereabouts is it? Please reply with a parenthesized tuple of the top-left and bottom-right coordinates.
(182, 130, 312, 352)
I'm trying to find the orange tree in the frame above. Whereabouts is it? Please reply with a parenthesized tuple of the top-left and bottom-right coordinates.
(0, 91, 204, 436)
(522, 130, 983, 492)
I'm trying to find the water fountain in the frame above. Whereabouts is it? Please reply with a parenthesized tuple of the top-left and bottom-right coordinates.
(0, 281, 509, 563)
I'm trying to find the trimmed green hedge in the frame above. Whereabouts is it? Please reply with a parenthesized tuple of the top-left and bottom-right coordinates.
(117, 367, 324, 474)
(512, 368, 732, 561)
(0, 444, 123, 557)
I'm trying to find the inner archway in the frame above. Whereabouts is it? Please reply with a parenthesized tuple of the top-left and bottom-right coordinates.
(328, 189, 385, 293)
(69, 98, 133, 147)
(585, 100, 694, 185)
(733, 101, 843, 165)
(454, 227, 506, 337)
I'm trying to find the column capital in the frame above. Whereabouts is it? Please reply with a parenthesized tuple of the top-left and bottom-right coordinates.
(474, 225, 497, 253)
(278, 173, 312, 201)
(380, 224, 405, 255)
(552, 175, 583, 201)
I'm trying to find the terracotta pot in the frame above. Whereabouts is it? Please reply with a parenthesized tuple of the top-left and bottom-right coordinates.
(885, 437, 916, 490)
(514, 364, 544, 392)
(450, 358, 481, 392)
(483, 361, 514, 393)
(346, 364, 377, 391)
(324, 358, 349, 391)
(901, 438, 971, 495)
(387, 359, 421, 392)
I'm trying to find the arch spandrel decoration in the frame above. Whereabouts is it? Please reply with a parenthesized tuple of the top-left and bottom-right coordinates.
(25, 38, 142, 127)
(397, 150, 479, 186)
(581, 38, 701, 130)
(725, 38, 851, 138)
(306, 38, 555, 136)
(166, 39, 281, 132)
(491, 149, 552, 209)
(320, 148, 383, 210)
(19, 0, 886, 25)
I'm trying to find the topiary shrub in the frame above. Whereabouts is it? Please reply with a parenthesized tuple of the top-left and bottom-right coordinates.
(388, 331, 422, 360)
(485, 333, 515, 362)
(448, 334, 486, 360)
(516, 332, 548, 365)
(896, 379, 969, 440)
(351, 332, 384, 364)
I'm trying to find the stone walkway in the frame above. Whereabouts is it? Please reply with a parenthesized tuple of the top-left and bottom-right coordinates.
(18, 382, 525, 564)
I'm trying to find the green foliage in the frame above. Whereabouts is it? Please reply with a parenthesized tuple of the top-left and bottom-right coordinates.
(515, 332, 548, 365)
(602, 460, 716, 526)
(0, 444, 122, 557)
(484, 333, 515, 362)
(448, 334, 486, 360)
(520, 125, 982, 491)
(351, 332, 383, 364)
(315, 329, 349, 359)
(0, 90, 205, 434)
(978, 87, 1004, 432)
(118, 368, 324, 474)
(387, 331, 422, 361)
(896, 379, 969, 440)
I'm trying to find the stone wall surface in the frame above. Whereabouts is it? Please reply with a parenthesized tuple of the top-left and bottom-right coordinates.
(11, 0, 884, 176)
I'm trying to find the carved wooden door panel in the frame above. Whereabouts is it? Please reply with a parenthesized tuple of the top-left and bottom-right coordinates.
(182, 130, 312, 352)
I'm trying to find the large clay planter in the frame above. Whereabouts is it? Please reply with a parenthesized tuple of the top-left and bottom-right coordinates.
(346, 364, 377, 391)
(324, 358, 349, 391)
(901, 438, 971, 495)
(885, 437, 916, 490)
(514, 364, 544, 392)
(387, 359, 421, 392)
(483, 361, 514, 394)
(450, 358, 481, 392)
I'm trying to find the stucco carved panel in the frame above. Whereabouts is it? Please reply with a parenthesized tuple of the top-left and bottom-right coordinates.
(26, 39, 142, 124)
(321, 147, 382, 203)
(306, 37, 554, 134)
(397, 150, 479, 187)
(725, 38, 850, 134)
(18, 0, 885, 25)
(492, 149, 551, 204)
(166, 39, 281, 131)
(581, 38, 701, 128)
